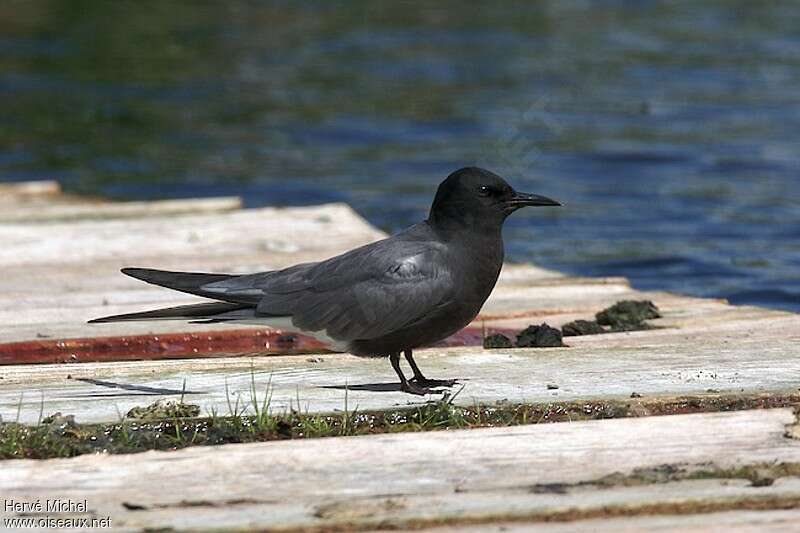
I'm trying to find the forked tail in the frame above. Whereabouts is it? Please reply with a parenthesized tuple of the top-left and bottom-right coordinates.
(120, 267, 242, 301)
(88, 301, 253, 323)
(89, 267, 250, 323)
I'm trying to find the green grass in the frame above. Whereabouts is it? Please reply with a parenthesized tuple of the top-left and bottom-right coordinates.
(1, 387, 798, 461)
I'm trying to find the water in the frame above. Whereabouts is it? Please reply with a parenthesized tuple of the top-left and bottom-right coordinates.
(1, 1, 798, 311)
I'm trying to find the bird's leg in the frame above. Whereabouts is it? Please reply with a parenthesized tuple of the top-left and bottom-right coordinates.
(390, 352, 431, 396)
(404, 349, 457, 388)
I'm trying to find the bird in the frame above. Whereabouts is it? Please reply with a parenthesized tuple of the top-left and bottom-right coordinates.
(90, 167, 561, 395)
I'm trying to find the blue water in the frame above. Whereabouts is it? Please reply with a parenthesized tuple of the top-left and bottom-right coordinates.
(1, 2, 798, 311)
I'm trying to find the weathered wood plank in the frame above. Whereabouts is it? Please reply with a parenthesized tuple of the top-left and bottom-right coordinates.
(0, 180, 61, 196)
(0, 203, 383, 270)
(0, 328, 332, 365)
(0, 180, 242, 222)
(425, 510, 800, 533)
(2, 409, 798, 531)
(0, 196, 243, 223)
(1, 312, 798, 424)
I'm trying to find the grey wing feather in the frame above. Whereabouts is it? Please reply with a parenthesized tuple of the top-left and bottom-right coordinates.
(201, 234, 453, 342)
(202, 262, 317, 302)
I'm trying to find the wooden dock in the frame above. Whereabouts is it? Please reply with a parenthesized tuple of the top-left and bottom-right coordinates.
(1, 181, 799, 531)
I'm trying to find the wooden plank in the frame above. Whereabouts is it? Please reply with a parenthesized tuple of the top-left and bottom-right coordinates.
(0, 182, 242, 222)
(0, 203, 383, 270)
(0, 328, 331, 365)
(0, 325, 498, 365)
(0, 196, 243, 223)
(1, 311, 798, 424)
(0, 180, 61, 196)
(2, 409, 799, 531)
(424, 511, 800, 532)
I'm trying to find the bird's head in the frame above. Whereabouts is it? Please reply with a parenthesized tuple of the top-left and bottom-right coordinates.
(428, 167, 561, 234)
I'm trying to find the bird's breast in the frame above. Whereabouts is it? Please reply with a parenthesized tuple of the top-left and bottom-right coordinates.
(451, 238, 504, 295)
(434, 242, 503, 331)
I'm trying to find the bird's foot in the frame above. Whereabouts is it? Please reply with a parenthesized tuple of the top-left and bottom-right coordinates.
(400, 381, 445, 396)
(409, 377, 458, 388)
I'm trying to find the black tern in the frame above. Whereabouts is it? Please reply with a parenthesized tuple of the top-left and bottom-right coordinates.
(91, 167, 561, 395)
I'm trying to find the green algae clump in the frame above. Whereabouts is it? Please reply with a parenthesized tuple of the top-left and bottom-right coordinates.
(126, 400, 200, 421)
(516, 323, 564, 347)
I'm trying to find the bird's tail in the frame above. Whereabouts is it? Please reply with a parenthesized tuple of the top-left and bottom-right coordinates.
(88, 301, 254, 324)
(89, 267, 253, 324)
(120, 267, 250, 302)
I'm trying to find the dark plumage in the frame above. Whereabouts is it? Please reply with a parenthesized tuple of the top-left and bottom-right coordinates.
(91, 167, 561, 394)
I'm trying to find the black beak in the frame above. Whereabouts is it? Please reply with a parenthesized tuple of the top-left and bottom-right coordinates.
(506, 192, 562, 208)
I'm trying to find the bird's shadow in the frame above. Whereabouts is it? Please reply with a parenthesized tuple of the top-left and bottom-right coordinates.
(72, 377, 205, 397)
(321, 379, 465, 393)
(321, 382, 403, 393)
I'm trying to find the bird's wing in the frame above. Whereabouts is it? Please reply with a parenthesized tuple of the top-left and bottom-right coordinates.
(202, 238, 454, 342)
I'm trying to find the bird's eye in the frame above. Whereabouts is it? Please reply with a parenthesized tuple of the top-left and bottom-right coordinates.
(478, 185, 493, 197)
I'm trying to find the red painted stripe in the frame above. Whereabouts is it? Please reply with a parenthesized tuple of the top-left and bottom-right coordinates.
(0, 329, 329, 365)
(0, 327, 520, 366)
